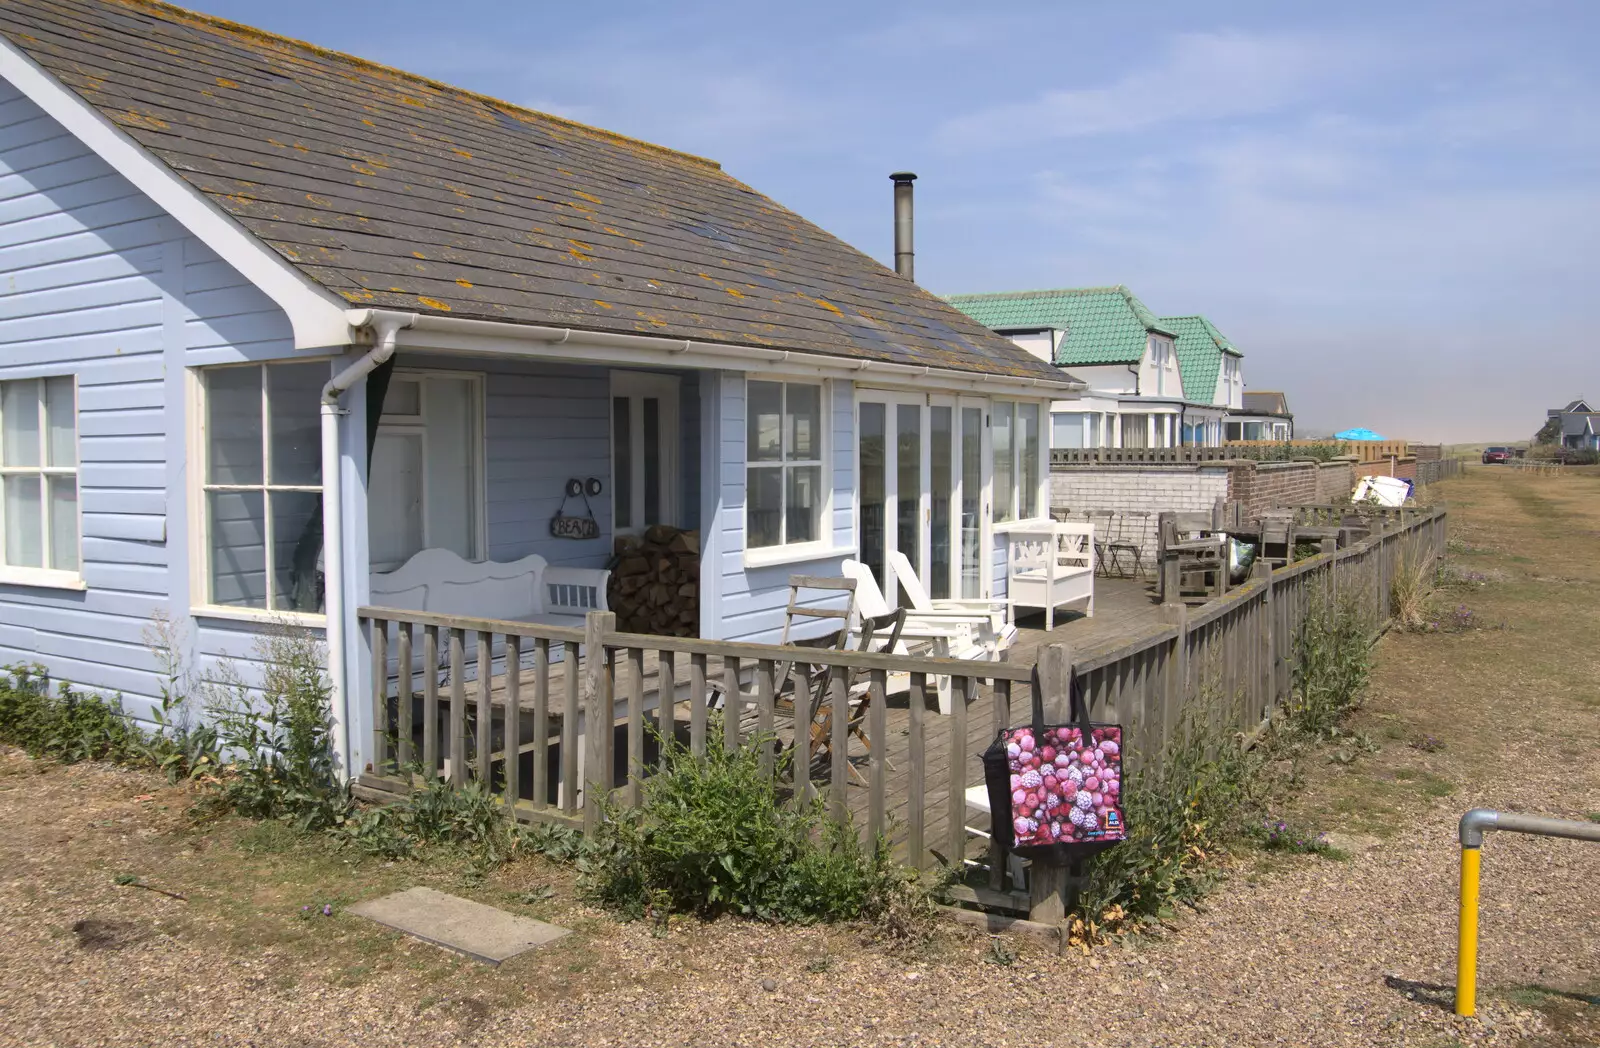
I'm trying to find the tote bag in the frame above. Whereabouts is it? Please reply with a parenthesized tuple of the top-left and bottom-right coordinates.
(981, 667, 1127, 863)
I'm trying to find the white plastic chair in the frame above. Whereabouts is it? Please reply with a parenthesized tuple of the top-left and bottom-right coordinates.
(888, 549, 1017, 653)
(840, 559, 998, 713)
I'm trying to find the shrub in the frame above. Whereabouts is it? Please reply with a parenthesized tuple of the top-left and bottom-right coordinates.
(1233, 441, 1349, 463)
(1390, 556, 1432, 632)
(200, 628, 349, 832)
(1249, 818, 1345, 858)
(1285, 592, 1372, 740)
(1075, 685, 1262, 929)
(581, 723, 939, 933)
(0, 666, 146, 765)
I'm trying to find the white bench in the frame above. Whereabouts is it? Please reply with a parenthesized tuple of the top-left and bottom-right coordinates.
(1006, 524, 1095, 630)
(370, 548, 609, 628)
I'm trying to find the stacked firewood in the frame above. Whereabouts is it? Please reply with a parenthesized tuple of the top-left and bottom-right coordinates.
(609, 525, 700, 636)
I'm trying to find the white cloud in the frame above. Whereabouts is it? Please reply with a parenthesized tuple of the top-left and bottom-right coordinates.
(938, 30, 1378, 147)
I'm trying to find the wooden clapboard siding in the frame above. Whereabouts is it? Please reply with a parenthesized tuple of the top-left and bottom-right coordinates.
(712, 372, 856, 644)
(0, 77, 303, 716)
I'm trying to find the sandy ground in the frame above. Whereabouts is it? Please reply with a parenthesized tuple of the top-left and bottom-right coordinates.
(1, 466, 1597, 1048)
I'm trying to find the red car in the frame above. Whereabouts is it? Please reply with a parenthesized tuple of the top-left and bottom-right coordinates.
(1482, 446, 1511, 464)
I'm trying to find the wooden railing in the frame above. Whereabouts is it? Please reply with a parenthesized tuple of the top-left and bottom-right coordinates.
(355, 506, 1447, 909)
(357, 607, 1036, 867)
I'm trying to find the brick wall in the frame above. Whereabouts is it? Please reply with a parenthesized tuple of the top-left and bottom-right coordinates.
(1050, 465, 1230, 570)
(1316, 459, 1356, 502)
(1226, 460, 1318, 517)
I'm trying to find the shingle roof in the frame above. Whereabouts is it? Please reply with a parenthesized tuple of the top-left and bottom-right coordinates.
(946, 286, 1172, 367)
(1241, 391, 1291, 416)
(0, 0, 1064, 383)
(1157, 315, 1240, 405)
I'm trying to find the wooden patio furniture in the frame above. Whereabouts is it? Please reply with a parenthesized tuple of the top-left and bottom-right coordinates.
(801, 608, 906, 782)
(1157, 510, 1228, 603)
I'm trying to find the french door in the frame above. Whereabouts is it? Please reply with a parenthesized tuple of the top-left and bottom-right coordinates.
(858, 391, 989, 604)
(611, 372, 679, 537)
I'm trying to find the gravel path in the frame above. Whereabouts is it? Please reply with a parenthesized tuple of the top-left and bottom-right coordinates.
(2, 468, 1596, 1048)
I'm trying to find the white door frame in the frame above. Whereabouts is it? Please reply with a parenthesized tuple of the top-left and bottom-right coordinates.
(609, 371, 680, 537)
(857, 389, 994, 602)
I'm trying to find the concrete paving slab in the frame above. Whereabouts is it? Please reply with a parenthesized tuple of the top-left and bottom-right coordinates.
(350, 887, 569, 965)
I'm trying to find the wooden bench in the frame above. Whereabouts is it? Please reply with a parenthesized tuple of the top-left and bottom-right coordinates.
(1005, 524, 1095, 629)
(370, 548, 609, 627)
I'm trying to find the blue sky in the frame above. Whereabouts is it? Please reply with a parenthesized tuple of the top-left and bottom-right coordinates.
(201, 1, 1600, 442)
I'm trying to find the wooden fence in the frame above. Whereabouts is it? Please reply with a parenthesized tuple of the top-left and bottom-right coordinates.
(356, 506, 1447, 912)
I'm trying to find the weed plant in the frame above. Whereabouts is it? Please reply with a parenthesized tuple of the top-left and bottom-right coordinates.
(1285, 592, 1373, 740)
(0, 666, 146, 764)
(1076, 684, 1264, 930)
(582, 723, 941, 934)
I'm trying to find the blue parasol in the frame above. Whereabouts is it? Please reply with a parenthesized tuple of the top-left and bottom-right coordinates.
(1334, 427, 1387, 441)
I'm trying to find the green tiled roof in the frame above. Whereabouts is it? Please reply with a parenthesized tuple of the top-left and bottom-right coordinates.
(945, 286, 1173, 367)
(1159, 315, 1242, 405)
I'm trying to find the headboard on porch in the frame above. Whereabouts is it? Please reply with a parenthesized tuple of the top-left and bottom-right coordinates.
(369, 548, 609, 624)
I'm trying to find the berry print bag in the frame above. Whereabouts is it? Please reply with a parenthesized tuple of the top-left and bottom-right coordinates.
(981, 666, 1127, 863)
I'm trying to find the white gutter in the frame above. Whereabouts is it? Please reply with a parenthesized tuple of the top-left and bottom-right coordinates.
(322, 309, 416, 780)
(398, 313, 1086, 396)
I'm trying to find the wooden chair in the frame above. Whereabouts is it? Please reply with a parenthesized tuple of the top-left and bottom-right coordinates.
(1157, 510, 1228, 602)
(802, 609, 906, 782)
(841, 558, 997, 713)
(711, 574, 855, 720)
(1257, 510, 1296, 571)
(889, 549, 1016, 651)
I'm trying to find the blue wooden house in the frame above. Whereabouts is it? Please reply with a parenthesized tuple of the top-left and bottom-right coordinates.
(0, 0, 1076, 775)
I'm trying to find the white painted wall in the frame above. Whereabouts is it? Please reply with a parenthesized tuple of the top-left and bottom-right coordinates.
(1006, 330, 1054, 364)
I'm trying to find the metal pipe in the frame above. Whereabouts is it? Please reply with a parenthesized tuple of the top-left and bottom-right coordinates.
(1455, 808, 1600, 1016)
(890, 172, 916, 281)
(321, 308, 415, 780)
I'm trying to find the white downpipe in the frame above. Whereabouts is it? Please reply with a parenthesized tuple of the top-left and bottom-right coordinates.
(322, 308, 415, 780)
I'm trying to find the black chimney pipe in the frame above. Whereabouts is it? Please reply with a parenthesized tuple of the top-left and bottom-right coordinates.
(890, 172, 916, 281)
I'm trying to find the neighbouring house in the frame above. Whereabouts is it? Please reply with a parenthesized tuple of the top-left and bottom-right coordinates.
(947, 286, 1227, 448)
(0, 0, 1078, 775)
(1157, 315, 1243, 445)
(1544, 399, 1599, 451)
(1227, 391, 1295, 441)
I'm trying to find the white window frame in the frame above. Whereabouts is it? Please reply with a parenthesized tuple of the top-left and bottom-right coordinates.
(744, 378, 832, 561)
(190, 360, 329, 624)
(991, 398, 1049, 527)
(369, 368, 487, 572)
(0, 375, 83, 589)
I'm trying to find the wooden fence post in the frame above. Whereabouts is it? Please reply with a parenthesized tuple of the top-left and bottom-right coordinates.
(582, 610, 617, 832)
(1029, 644, 1078, 937)
(1159, 602, 1187, 767)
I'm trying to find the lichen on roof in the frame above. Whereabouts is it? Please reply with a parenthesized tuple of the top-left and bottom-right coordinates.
(0, 0, 1067, 384)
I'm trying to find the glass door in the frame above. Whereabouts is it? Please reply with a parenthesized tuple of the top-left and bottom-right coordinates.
(958, 399, 988, 599)
(858, 391, 989, 605)
(611, 372, 680, 537)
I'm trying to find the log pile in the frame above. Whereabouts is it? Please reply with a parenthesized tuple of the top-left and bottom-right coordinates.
(609, 525, 700, 636)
